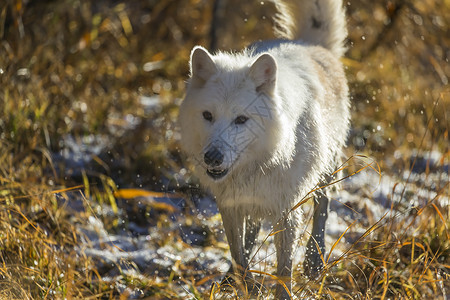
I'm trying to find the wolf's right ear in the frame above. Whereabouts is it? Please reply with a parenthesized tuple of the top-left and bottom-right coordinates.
(249, 53, 277, 95)
(190, 46, 217, 87)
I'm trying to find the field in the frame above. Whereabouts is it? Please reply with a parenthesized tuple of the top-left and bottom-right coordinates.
(0, 0, 449, 299)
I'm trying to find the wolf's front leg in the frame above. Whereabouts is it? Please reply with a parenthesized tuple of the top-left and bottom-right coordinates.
(303, 191, 329, 278)
(274, 217, 296, 300)
(244, 216, 261, 262)
(220, 207, 246, 268)
(219, 208, 252, 288)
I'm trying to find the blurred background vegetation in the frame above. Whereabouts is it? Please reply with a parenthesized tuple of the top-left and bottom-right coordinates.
(0, 0, 448, 298)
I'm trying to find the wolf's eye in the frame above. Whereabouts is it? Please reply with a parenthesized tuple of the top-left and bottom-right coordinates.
(202, 111, 213, 122)
(234, 115, 249, 125)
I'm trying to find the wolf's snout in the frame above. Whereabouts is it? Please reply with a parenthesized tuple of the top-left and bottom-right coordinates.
(204, 147, 224, 167)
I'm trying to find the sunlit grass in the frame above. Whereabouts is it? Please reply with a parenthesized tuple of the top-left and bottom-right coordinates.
(0, 0, 449, 299)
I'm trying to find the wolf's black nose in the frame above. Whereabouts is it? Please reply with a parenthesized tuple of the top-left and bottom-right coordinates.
(204, 148, 224, 167)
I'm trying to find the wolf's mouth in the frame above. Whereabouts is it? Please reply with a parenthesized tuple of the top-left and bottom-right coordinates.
(206, 168, 229, 180)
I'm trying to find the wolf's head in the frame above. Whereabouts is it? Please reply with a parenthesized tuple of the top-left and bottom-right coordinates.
(178, 46, 288, 183)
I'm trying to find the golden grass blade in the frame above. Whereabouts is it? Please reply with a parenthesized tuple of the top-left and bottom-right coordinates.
(369, 241, 390, 249)
(195, 274, 218, 287)
(331, 165, 350, 176)
(269, 228, 286, 237)
(289, 197, 312, 212)
(421, 279, 446, 284)
(314, 238, 326, 266)
(358, 211, 388, 241)
(18, 266, 41, 274)
(340, 57, 362, 68)
(317, 274, 327, 296)
(380, 262, 389, 300)
(102, 176, 119, 215)
(44, 277, 55, 299)
(431, 203, 450, 240)
(116, 4, 133, 36)
(114, 188, 181, 199)
(418, 246, 440, 284)
(367, 160, 381, 176)
(50, 185, 84, 194)
(209, 282, 220, 299)
(332, 198, 361, 216)
(91, 154, 110, 172)
(10, 209, 39, 232)
(427, 268, 439, 294)
(327, 220, 356, 263)
(249, 269, 291, 299)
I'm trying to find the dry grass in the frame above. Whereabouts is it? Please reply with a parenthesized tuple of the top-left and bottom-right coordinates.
(294, 157, 450, 299)
(0, 0, 449, 298)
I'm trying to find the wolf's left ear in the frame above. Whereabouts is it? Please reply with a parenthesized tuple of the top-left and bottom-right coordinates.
(190, 46, 217, 87)
(249, 53, 277, 94)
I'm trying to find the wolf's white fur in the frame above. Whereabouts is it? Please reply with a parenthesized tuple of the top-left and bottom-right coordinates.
(178, 0, 349, 298)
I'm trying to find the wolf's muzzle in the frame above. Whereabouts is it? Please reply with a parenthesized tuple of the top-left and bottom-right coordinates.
(204, 147, 224, 167)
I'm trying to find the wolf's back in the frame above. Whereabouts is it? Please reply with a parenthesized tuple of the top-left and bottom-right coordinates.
(272, 0, 348, 57)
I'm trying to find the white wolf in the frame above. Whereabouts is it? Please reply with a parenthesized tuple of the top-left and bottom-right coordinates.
(178, 0, 349, 298)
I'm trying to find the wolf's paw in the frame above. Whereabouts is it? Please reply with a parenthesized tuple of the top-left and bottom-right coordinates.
(219, 272, 262, 295)
(219, 273, 236, 290)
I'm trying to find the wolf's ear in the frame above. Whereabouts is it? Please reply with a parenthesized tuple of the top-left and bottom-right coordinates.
(249, 53, 277, 94)
(190, 46, 217, 87)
